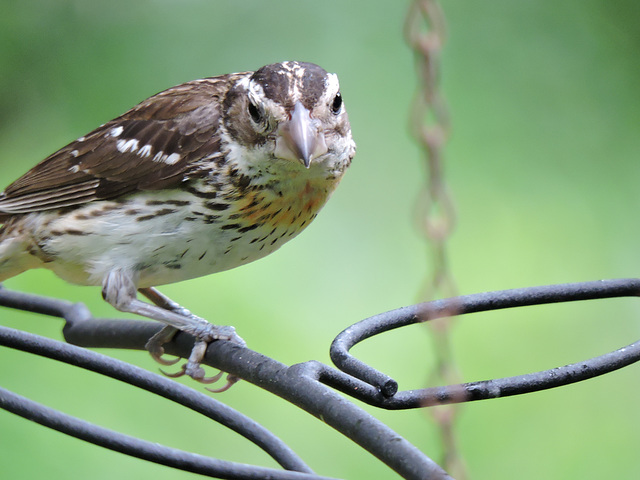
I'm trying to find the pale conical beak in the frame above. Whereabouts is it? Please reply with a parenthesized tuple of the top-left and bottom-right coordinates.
(275, 101, 328, 168)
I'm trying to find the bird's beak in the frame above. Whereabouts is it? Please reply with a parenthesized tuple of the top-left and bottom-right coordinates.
(275, 101, 328, 168)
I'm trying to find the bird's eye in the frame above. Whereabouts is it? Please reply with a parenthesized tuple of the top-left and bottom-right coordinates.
(330, 92, 343, 115)
(248, 101, 263, 124)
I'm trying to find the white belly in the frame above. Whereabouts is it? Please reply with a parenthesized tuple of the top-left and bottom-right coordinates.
(28, 186, 321, 287)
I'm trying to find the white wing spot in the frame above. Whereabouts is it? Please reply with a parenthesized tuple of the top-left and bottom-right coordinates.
(138, 144, 153, 157)
(109, 126, 124, 137)
(151, 151, 181, 165)
(69, 165, 80, 173)
(152, 151, 166, 163)
(116, 138, 139, 153)
(77, 136, 86, 142)
(164, 153, 181, 165)
(70, 150, 79, 157)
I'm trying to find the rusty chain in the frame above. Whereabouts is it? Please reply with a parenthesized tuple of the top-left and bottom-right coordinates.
(404, 1, 468, 478)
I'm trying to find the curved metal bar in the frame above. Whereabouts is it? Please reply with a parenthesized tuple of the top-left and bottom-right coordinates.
(330, 278, 640, 401)
(6, 279, 640, 478)
(0, 386, 333, 480)
(0, 325, 315, 476)
(375, 338, 640, 409)
(0, 288, 452, 480)
(202, 345, 453, 480)
(62, 320, 453, 480)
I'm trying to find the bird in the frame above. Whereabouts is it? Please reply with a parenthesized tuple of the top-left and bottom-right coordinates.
(0, 61, 356, 390)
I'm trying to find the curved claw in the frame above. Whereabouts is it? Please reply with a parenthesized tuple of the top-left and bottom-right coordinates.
(141, 308, 244, 391)
(146, 325, 181, 366)
(151, 352, 182, 366)
(182, 356, 225, 384)
(198, 370, 224, 385)
(160, 363, 228, 385)
(159, 365, 187, 378)
(206, 374, 240, 393)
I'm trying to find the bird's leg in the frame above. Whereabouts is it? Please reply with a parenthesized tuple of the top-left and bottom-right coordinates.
(138, 286, 195, 317)
(102, 270, 244, 386)
(138, 286, 194, 366)
(139, 286, 240, 385)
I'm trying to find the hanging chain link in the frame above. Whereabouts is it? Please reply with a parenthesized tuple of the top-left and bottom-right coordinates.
(404, 1, 468, 478)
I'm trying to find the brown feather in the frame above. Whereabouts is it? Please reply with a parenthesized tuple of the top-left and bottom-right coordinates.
(0, 73, 248, 217)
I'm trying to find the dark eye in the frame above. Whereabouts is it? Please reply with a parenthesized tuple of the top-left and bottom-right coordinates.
(248, 101, 263, 124)
(331, 92, 342, 114)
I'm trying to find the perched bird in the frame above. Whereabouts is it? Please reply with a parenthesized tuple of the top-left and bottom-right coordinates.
(0, 61, 355, 390)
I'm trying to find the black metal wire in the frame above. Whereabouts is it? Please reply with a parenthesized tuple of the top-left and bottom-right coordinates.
(0, 385, 329, 480)
(62, 321, 451, 479)
(0, 286, 451, 480)
(330, 278, 640, 407)
(2, 279, 640, 479)
(0, 325, 326, 479)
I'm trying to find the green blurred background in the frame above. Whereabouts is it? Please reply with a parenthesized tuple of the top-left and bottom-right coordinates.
(1, 0, 640, 478)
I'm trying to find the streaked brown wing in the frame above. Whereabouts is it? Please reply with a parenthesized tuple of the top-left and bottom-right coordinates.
(0, 73, 246, 216)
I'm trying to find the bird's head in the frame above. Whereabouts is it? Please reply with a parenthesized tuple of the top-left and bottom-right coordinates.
(222, 61, 355, 175)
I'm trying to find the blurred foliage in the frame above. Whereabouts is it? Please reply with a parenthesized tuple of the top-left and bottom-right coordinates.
(1, 0, 640, 479)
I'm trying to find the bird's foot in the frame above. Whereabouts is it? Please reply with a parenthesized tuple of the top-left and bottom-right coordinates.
(145, 321, 245, 390)
(146, 325, 181, 365)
